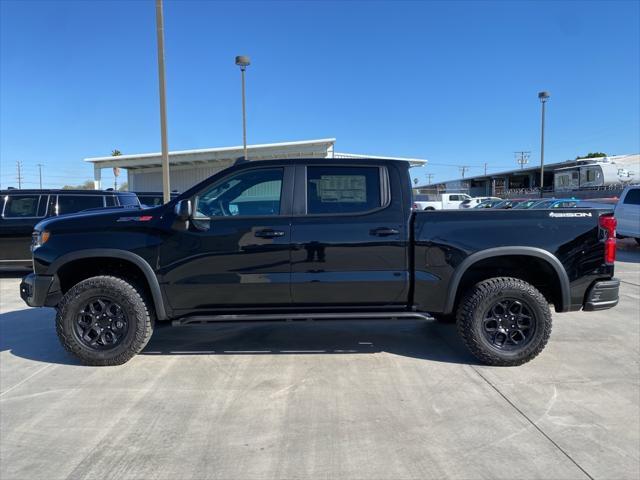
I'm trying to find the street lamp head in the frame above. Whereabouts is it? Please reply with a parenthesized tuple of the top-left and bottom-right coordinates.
(538, 91, 550, 102)
(235, 55, 251, 68)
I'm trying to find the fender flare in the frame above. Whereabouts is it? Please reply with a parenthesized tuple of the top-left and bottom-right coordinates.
(48, 249, 168, 320)
(444, 246, 571, 314)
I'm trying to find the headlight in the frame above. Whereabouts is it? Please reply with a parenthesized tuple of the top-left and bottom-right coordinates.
(31, 230, 50, 251)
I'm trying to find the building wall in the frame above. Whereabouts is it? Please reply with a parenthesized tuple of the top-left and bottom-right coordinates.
(128, 161, 236, 192)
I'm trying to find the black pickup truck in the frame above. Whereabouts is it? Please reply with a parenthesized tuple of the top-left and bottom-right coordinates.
(20, 158, 620, 366)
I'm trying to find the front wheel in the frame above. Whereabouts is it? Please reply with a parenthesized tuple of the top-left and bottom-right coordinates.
(456, 277, 552, 366)
(56, 276, 154, 366)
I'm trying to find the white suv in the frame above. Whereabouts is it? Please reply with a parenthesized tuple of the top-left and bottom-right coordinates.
(615, 185, 640, 244)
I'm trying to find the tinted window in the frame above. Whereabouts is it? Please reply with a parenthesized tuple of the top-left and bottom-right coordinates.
(105, 196, 117, 207)
(117, 194, 139, 206)
(3, 195, 42, 218)
(56, 195, 105, 215)
(307, 166, 381, 215)
(195, 168, 283, 218)
(623, 188, 640, 205)
(449, 195, 460, 201)
(138, 195, 163, 207)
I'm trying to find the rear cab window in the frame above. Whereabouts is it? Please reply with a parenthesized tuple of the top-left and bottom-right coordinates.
(306, 166, 384, 215)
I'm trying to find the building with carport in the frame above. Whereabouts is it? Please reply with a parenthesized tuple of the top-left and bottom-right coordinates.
(85, 138, 426, 193)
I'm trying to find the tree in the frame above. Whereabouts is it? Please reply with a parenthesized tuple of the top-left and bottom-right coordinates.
(118, 181, 129, 191)
(111, 149, 122, 156)
(62, 180, 96, 190)
(576, 152, 608, 160)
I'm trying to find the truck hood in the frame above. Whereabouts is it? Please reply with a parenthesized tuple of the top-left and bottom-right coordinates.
(34, 206, 163, 233)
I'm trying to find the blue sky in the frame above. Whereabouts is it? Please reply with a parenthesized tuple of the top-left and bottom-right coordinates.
(1, 0, 639, 189)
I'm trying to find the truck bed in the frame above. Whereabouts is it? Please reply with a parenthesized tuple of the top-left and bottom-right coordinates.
(411, 208, 615, 314)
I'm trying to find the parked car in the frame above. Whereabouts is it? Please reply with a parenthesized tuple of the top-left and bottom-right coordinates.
(459, 196, 501, 209)
(135, 191, 180, 208)
(491, 199, 527, 209)
(530, 198, 578, 209)
(512, 199, 544, 209)
(1, 189, 140, 269)
(20, 158, 619, 367)
(473, 198, 503, 209)
(413, 192, 472, 210)
(615, 185, 640, 244)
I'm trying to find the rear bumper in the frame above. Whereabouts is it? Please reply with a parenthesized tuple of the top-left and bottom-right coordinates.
(20, 273, 62, 308)
(583, 278, 620, 311)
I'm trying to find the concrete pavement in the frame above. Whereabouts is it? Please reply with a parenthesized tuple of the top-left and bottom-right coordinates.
(1, 241, 639, 479)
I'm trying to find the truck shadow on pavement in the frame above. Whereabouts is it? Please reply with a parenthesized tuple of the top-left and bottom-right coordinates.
(0, 308, 479, 366)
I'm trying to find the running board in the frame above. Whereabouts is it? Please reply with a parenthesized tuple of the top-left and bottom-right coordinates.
(172, 311, 431, 326)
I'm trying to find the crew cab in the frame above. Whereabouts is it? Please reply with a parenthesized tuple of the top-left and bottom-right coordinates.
(413, 192, 471, 210)
(19, 159, 620, 366)
(1, 189, 140, 269)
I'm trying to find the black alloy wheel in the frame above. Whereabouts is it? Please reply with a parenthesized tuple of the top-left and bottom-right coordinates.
(481, 298, 536, 351)
(75, 297, 129, 350)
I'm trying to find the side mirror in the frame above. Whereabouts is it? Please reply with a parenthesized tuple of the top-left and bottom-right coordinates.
(174, 200, 192, 221)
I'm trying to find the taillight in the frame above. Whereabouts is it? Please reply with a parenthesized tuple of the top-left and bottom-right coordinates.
(599, 215, 617, 264)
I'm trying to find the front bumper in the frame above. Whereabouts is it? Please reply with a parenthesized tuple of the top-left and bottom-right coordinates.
(20, 273, 62, 308)
(583, 278, 620, 311)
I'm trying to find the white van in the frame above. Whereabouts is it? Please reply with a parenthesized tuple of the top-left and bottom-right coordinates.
(615, 185, 640, 244)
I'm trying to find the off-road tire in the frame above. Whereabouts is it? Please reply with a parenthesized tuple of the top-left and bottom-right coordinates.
(56, 275, 154, 366)
(456, 277, 552, 366)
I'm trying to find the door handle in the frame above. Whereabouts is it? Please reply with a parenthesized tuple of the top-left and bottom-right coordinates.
(255, 229, 285, 238)
(370, 227, 399, 237)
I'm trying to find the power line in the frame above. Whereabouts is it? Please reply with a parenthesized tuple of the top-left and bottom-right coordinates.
(458, 166, 470, 178)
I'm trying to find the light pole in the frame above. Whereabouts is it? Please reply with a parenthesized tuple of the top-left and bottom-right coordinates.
(235, 55, 250, 160)
(538, 91, 550, 198)
(155, 0, 171, 203)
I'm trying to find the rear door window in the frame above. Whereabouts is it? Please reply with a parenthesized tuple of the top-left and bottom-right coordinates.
(623, 189, 640, 205)
(306, 166, 383, 215)
(56, 195, 105, 215)
(2, 195, 42, 218)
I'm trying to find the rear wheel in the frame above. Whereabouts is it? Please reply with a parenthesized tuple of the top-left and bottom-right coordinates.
(456, 277, 551, 366)
(56, 275, 154, 366)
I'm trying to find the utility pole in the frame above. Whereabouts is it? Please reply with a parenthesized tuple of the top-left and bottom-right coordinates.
(514, 151, 530, 169)
(37, 163, 44, 189)
(459, 166, 469, 178)
(16, 161, 23, 189)
(484, 162, 487, 175)
(426, 173, 434, 184)
(155, 0, 171, 203)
